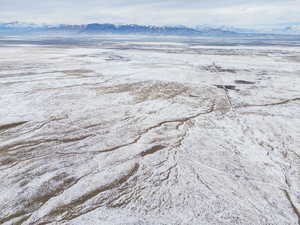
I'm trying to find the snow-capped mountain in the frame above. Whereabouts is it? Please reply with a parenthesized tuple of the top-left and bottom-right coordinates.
(195, 25, 249, 34)
(0, 22, 86, 34)
(270, 25, 300, 34)
(1, 21, 300, 36)
(196, 24, 300, 35)
(0, 22, 238, 36)
(82, 23, 203, 35)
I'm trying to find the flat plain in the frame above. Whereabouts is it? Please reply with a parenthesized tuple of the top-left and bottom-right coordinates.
(0, 35, 300, 225)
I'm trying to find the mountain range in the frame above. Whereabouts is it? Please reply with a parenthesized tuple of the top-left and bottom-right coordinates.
(0, 21, 300, 36)
(0, 22, 236, 36)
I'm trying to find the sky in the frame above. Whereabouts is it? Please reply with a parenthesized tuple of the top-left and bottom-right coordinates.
(1, 0, 300, 27)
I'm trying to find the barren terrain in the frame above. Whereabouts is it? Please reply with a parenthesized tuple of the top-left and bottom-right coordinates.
(0, 36, 299, 225)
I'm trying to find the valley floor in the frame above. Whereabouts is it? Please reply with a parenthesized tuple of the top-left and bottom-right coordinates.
(0, 36, 299, 225)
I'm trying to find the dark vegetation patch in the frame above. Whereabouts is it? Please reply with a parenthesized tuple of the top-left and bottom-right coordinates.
(234, 80, 256, 85)
(214, 85, 237, 90)
(202, 63, 237, 73)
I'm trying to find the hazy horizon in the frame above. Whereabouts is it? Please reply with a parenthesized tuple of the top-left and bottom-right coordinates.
(1, 0, 300, 28)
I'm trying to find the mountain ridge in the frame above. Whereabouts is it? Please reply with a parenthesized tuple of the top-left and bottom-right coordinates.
(1, 21, 300, 36)
(0, 22, 237, 36)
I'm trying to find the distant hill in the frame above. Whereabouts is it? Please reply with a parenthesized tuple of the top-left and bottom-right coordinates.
(1, 21, 300, 36)
(0, 22, 238, 36)
(83, 23, 202, 36)
(0, 22, 86, 35)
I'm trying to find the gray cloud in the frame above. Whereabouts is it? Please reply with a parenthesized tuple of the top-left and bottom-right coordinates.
(1, 0, 300, 27)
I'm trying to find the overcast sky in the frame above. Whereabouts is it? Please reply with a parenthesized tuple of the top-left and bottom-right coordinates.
(1, 0, 300, 27)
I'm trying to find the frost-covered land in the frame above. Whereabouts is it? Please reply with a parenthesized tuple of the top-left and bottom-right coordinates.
(0, 36, 299, 225)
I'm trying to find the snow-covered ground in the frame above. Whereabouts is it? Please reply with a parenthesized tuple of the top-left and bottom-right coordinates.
(0, 36, 299, 225)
